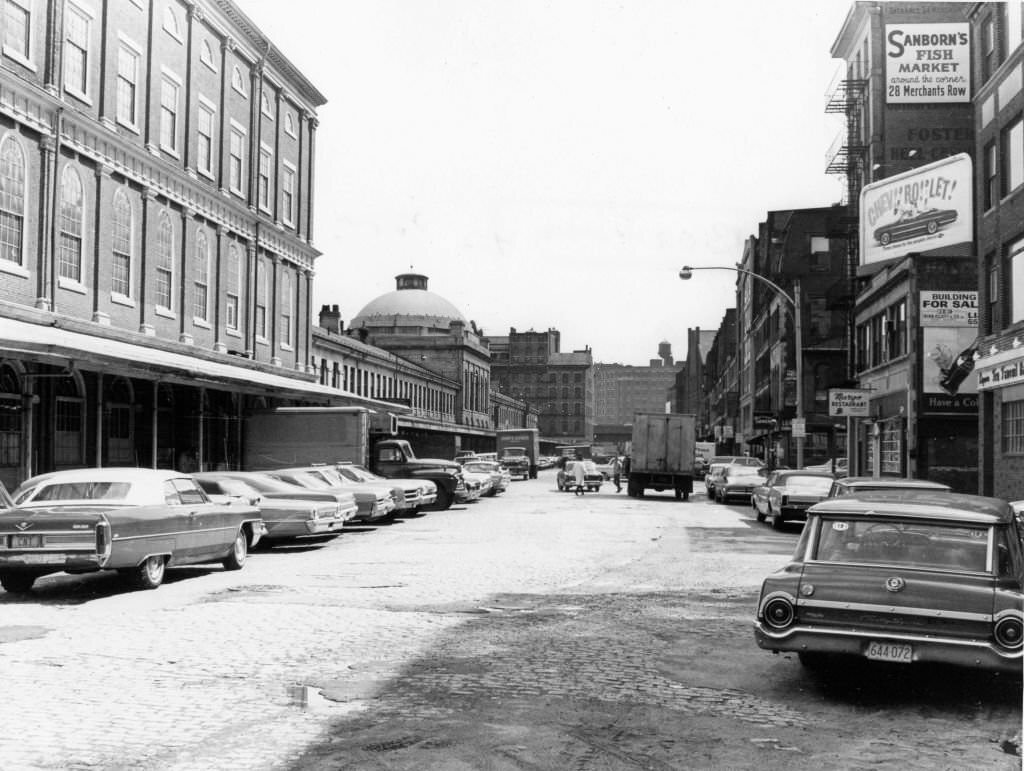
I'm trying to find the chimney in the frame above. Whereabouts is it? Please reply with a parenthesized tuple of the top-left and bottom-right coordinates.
(318, 304, 342, 334)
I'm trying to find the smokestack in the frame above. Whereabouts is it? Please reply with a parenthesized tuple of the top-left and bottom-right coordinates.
(318, 304, 342, 334)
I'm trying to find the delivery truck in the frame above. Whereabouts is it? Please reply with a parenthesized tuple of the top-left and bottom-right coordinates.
(495, 428, 540, 479)
(626, 412, 697, 501)
(242, 407, 463, 510)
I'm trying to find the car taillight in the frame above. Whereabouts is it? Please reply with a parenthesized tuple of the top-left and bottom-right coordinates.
(95, 521, 111, 563)
(761, 594, 796, 630)
(994, 613, 1024, 650)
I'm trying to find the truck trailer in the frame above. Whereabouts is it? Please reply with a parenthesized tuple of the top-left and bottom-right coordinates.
(495, 428, 540, 479)
(626, 412, 697, 501)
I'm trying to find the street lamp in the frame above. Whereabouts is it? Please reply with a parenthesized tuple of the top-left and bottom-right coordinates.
(678, 264, 804, 469)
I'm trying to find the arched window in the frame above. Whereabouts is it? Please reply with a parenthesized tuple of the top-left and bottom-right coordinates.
(280, 271, 293, 347)
(155, 211, 173, 309)
(0, 136, 26, 266)
(111, 188, 132, 296)
(193, 229, 210, 321)
(231, 66, 246, 96)
(163, 5, 180, 39)
(200, 39, 216, 70)
(284, 112, 295, 136)
(260, 91, 272, 118)
(54, 375, 84, 466)
(58, 166, 84, 282)
(226, 243, 241, 332)
(0, 364, 21, 472)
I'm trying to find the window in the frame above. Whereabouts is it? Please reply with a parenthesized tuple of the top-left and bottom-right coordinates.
(116, 41, 139, 128)
(1001, 116, 1023, 196)
(280, 270, 293, 347)
(3, 0, 33, 64)
(193, 230, 209, 321)
(229, 125, 245, 195)
(260, 91, 273, 119)
(162, 4, 180, 40)
(1004, 400, 1024, 455)
(58, 166, 83, 283)
(869, 314, 884, 368)
(55, 377, 83, 466)
(199, 38, 216, 71)
(988, 252, 1000, 333)
(255, 260, 267, 339)
(1012, 241, 1024, 326)
(886, 300, 906, 359)
(63, 2, 90, 99)
(155, 212, 173, 310)
(284, 112, 296, 137)
(281, 163, 295, 225)
(982, 15, 996, 83)
(231, 65, 246, 96)
(111, 188, 131, 296)
(257, 146, 272, 211)
(225, 243, 240, 332)
(0, 135, 26, 266)
(0, 365, 21, 469)
(196, 99, 215, 176)
(159, 74, 180, 153)
(984, 141, 998, 210)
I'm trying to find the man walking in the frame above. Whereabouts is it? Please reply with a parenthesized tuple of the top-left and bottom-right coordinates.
(610, 455, 622, 493)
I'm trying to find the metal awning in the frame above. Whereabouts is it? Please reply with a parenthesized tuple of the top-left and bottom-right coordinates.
(0, 316, 402, 409)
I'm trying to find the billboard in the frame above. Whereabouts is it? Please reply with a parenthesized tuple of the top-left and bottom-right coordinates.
(920, 291, 978, 327)
(860, 153, 972, 266)
(922, 327, 977, 411)
(885, 23, 970, 103)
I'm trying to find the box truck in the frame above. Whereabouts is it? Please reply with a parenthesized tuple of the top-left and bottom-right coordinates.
(626, 413, 697, 501)
(495, 428, 540, 479)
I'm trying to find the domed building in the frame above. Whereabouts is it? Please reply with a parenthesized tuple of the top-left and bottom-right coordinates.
(311, 274, 526, 455)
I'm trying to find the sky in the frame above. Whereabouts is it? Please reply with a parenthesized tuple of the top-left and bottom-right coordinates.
(237, 0, 853, 365)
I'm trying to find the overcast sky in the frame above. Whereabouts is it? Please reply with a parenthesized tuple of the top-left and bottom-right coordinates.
(238, 0, 852, 365)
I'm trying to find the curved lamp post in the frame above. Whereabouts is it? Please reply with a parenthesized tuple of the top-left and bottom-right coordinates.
(679, 265, 803, 469)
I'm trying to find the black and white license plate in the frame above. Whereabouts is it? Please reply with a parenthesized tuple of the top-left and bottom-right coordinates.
(865, 641, 913, 663)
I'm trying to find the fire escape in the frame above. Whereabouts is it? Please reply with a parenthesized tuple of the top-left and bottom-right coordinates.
(824, 71, 868, 384)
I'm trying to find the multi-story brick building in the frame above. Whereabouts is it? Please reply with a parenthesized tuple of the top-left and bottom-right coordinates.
(592, 343, 681, 425)
(969, 2, 1024, 500)
(0, 0, 337, 489)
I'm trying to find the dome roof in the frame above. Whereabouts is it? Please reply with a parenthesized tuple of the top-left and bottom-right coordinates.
(350, 273, 466, 330)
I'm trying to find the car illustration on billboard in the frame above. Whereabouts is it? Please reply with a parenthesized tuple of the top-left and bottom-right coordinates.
(873, 207, 958, 246)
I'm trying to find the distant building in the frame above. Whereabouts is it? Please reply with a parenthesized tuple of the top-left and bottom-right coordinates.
(593, 343, 682, 424)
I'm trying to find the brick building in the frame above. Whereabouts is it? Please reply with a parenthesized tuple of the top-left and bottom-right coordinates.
(592, 343, 681, 425)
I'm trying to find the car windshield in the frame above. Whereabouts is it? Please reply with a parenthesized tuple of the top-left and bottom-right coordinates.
(813, 518, 992, 572)
(337, 465, 380, 482)
(31, 481, 132, 502)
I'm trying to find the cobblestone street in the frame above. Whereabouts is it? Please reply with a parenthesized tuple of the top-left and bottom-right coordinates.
(0, 474, 1020, 770)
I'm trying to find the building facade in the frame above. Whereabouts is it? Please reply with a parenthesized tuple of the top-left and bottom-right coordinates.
(0, 0, 332, 489)
(592, 343, 680, 425)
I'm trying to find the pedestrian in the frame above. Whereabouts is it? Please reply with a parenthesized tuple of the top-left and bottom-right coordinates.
(573, 459, 587, 495)
(610, 455, 622, 493)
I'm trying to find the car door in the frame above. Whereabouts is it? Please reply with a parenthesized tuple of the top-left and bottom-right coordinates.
(167, 478, 228, 562)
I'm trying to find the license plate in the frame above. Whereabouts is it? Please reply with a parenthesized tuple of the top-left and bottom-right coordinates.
(10, 535, 42, 548)
(865, 641, 913, 663)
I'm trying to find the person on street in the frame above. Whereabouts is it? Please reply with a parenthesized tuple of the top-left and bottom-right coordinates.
(610, 455, 622, 493)
(573, 459, 587, 495)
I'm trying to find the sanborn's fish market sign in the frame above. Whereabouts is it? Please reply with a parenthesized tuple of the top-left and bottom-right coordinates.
(886, 24, 971, 103)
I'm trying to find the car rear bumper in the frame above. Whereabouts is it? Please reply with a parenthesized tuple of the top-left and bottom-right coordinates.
(753, 622, 1023, 673)
(0, 551, 100, 571)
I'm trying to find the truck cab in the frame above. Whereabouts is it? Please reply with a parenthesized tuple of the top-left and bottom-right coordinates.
(372, 439, 463, 510)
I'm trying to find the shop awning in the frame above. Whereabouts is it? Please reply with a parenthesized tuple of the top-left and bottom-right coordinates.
(0, 316, 402, 409)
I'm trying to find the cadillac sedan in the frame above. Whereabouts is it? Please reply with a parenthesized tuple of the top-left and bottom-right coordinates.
(754, 491, 1024, 674)
(0, 468, 264, 593)
(193, 472, 357, 544)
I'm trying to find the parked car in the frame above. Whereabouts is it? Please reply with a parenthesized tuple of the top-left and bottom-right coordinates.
(709, 463, 765, 504)
(873, 207, 957, 246)
(754, 491, 1024, 674)
(803, 457, 848, 476)
(752, 470, 835, 529)
(0, 468, 265, 593)
(456, 475, 483, 503)
(454, 451, 478, 465)
(536, 456, 556, 470)
(266, 467, 397, 523)
(460, 467, 493, 498)
(828, 476, 952, 498)
(705, 456, 763, 495)
(462, 460, 510, 496)
(193, 472, 356, 544)
(334, 463, 437, 514)
(556, 460, 604, 492)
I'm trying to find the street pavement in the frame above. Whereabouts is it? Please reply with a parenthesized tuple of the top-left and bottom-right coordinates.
(0, 472, 1019, 770)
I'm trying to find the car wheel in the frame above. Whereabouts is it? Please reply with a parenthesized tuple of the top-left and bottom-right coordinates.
(222, 529, 248, 571)
(129, 555, 166, 590)
(880, 232, 891, 246)
(0, 573, 35, 593)
(425, 487, 453, 511)
(927, 220, 938, 234)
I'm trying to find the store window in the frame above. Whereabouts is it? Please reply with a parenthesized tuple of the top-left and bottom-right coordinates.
(54, 376, 83, 466)
(0, 365, 21, 471)
(1003, 399, 1024, 455)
